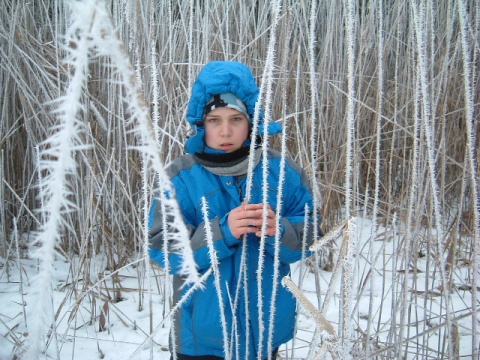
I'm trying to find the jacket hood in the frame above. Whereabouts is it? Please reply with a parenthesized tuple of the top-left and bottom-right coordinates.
(185, 61, 282, 154)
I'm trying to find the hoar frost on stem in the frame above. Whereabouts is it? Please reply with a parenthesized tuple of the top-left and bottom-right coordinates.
(260, 4, 283, 358)
(308, 0, 322, 245)
(457, 0, 479, 355)
(84, 0, 199, 285)
(26, 2, 204, 355)
(398, 62, 422, 359)
(341, 0, 356, 355)
(201, 197, 231, 359)
(267, 11, 294, 358)
(310, 218, 355, 358)
(282, 276, 336, 337)
(24, 1, 94, 358)
(411, 1, 453, 358)
(239, 1, 281, 358)
(145, 13, 161, 347)
(367, 0, 384, 355)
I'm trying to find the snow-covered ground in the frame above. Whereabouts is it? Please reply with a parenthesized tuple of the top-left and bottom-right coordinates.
(0, 217, 476, 359)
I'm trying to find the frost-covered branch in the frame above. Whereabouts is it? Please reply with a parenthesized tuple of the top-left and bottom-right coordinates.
(282, 276, 342, 358)
(457, 0, 479, 355)
(367, 0, 385, 354)
(24, 1, 93, 357)
(239, 1, 282, 357)
(201, 197, 230, 359)
(83, 0, 199, 285)
(267, 11, 293, 357)
(341, 0, 357, 354)
(411, 2, 453, 358)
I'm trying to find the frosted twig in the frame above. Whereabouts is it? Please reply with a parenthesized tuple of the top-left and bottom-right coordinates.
(308, 0, 322, 250)
(340, 217, 356, 356)
(282, 276, 341, 359)
(397, 68, 422, 359)
(309, 219, 348, 252)
(457, 0, 479, 355)
(367, 0, 384, 354)
(411, 2, 453, 358)
(24, 1, 92, 357)
(341, 0, 356, 354)
(267, 11, 293, 357)
(320, 221, 350, 315)
(87, 0, 200, 285)
(201, 197, 230, 359)
(283, 276, 335, 336)
(141, 151, 153, 342)
(239, 1, 282, 357)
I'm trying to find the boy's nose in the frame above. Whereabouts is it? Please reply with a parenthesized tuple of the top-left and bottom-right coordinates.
(220, 123, 232, 136)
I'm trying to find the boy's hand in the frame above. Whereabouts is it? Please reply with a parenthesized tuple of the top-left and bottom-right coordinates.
(228, 203, 277, 239)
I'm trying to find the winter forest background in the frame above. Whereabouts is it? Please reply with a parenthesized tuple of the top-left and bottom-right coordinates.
(0, 0, 479, 359)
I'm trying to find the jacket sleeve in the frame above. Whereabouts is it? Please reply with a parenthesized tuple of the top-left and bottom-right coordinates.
(263, 159, 323, 264)
(149, 176, 241, 274)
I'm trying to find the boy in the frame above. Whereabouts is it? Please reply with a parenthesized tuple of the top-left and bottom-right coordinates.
(149, 61, 321, 360)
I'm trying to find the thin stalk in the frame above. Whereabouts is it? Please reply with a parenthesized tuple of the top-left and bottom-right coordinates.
(0, 150, 5, 259)
(24, 1, 94, 357)
(457, 0, 479, 356)
(201, 197, 230, 359)
(256, 1, 281, 355)
(341, 0, 356, 354)
(366, 0, 384, 355)
(411, 2, 453, 358)
(398, 62, 422, 359)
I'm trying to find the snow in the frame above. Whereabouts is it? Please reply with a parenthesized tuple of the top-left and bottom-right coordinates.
(0, 216, 476, 359)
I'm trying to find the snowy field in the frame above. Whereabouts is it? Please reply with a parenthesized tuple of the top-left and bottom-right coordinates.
(1, 217, 475, 359)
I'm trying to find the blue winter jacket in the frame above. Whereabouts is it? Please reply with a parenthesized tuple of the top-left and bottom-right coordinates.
(149, 61, 321, 359)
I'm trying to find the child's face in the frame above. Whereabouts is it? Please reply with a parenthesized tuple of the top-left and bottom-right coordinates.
(204, 107, 250, 153)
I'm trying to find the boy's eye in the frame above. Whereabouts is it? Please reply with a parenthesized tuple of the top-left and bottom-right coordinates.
(232, 117, 244, 122)
(206, 117, 219, 124)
